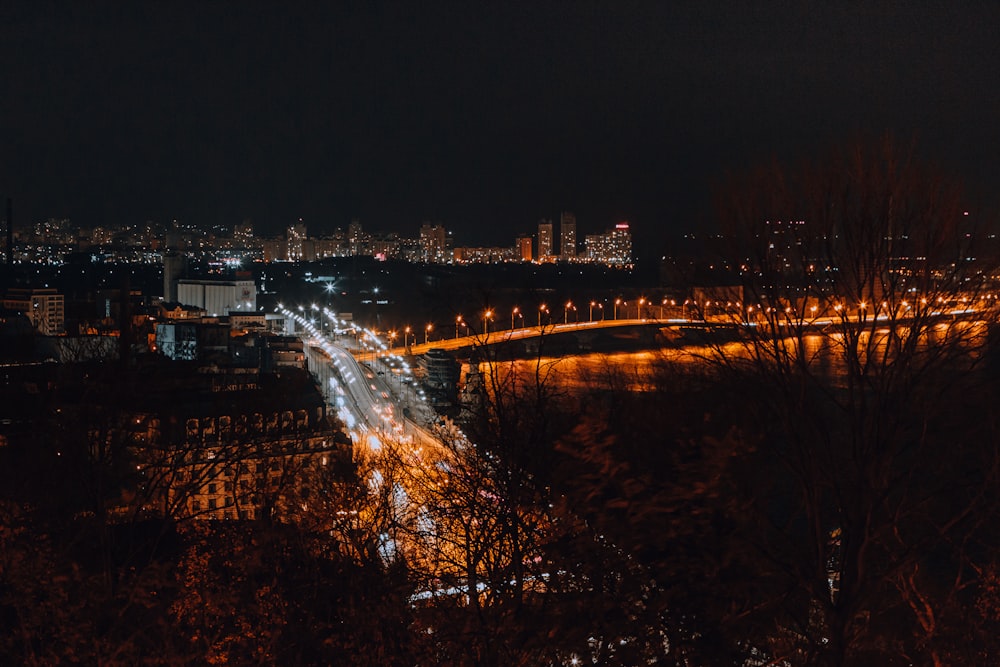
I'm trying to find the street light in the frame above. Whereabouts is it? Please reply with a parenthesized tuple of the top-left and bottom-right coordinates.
(538, 304, 548, 328)
(614, 298, 622, 320)
(511, 307, 520, 330)
(404, 326, 412, 348)
(564, 300, 574, 324)
(456, 315, 463, 339)
(638, 297, 646, 320)
(483, 309, 493, 335)
(425, 323, 432, 345)
(589, 300, 596, 321)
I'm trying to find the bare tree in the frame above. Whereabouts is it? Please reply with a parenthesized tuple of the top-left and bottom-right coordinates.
(697, 138, 1000, 664)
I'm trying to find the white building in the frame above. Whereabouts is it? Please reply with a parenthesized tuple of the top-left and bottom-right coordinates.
(177, 279, 257, 317)
(2, 287, 65, 335)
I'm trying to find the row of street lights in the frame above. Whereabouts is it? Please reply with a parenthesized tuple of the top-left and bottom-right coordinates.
(290, 291, 996, 355)
(395, 298, 684, 347)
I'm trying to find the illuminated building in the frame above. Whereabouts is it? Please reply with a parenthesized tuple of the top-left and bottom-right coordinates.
(538, 219, 554, 260)
(584, 222, 633, 266)
(518, 236, 533, 261)
(420, 223, 448, 263)
(2, 287, 65, 335)
(287, 222, 306, 261)
(560, 211, 577, 258)
(177, 279, 257, 316)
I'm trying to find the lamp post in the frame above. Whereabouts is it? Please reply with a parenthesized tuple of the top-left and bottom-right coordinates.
(538, 304, 547, 328)
(483, 309, 493, 335)
(589, 300, 596, 321)
(404, 326, 411, 349)
(637, 298, 646, 320)
(564, 301, 573, 324)
(511, 307, 520, 331)
(456, 315, 463, 339)
(425, 323, 432, 344)
(614, 298, 621, 320)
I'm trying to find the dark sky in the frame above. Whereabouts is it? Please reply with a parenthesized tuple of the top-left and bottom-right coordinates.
(3, 1, 999, 250)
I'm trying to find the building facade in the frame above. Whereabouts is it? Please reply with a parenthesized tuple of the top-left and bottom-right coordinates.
(560, 211, 577, 259)
(177, 279, 257, 316)
(2, 287, 65, 335)
(538, 220, 554, 260)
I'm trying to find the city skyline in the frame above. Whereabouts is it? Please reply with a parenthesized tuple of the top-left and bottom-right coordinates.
(3, 3, 1000, 252)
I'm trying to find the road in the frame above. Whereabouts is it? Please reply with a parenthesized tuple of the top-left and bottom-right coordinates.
(284, 306, 449, 458)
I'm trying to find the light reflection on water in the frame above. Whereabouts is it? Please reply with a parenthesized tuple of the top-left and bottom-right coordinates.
(471, 321, 988, 393)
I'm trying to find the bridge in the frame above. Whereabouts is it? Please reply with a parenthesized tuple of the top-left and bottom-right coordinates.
(389, 306, 992, 360)
(394, 318, 702, 358)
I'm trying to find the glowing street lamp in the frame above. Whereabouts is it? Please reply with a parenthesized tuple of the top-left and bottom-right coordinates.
(564, 300, 574, 324)
(589, 300, 596, 321)
(538, 304, 548, 328)
(425, 323, 433, 344)
(511, 307, 521, 330)
(455, 315, 463, 339)
(638, 297, 646, 320)
(483, 309, 493, 335)
(614, 298, 622, 320)
(404, 326, 412, 348)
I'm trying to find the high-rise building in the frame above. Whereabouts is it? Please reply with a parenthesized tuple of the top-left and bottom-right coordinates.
(538, 219, 554, 260)
(609, 222, 633, 265)
(560, 211, 577, 259)
(518, 236, 533, 261)
(583, 222, 633, 266)
(420, 223, 448, 263)
(348, 219, 364, 256)
(287, 223, 306, 261)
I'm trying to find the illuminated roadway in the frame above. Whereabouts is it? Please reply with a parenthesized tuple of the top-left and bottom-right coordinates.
(395, 307, 989, 356)
(282, 306, 446, 455)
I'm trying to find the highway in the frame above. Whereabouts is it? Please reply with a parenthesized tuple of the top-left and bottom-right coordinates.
(281, 306, 449, 456)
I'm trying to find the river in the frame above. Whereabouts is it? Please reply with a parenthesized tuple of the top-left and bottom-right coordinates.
(467, 320, 990, 394)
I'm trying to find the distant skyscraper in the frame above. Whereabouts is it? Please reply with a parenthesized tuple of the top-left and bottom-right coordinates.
(609, 222, 632, 265)
(517, 236, 533, 261)
(560, 211, 577, 258)
(583, 222, 633, 266)
(419, 223, 448, 263)
(348, 219, 363, 256)
(538, 219, 554, 260)
(287, 222, 306, 261)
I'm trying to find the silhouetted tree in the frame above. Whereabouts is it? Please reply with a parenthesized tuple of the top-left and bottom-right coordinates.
(697, 138, 1000, 664)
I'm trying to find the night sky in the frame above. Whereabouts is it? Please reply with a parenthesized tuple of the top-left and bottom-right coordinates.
(3, 1, 999, 250)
